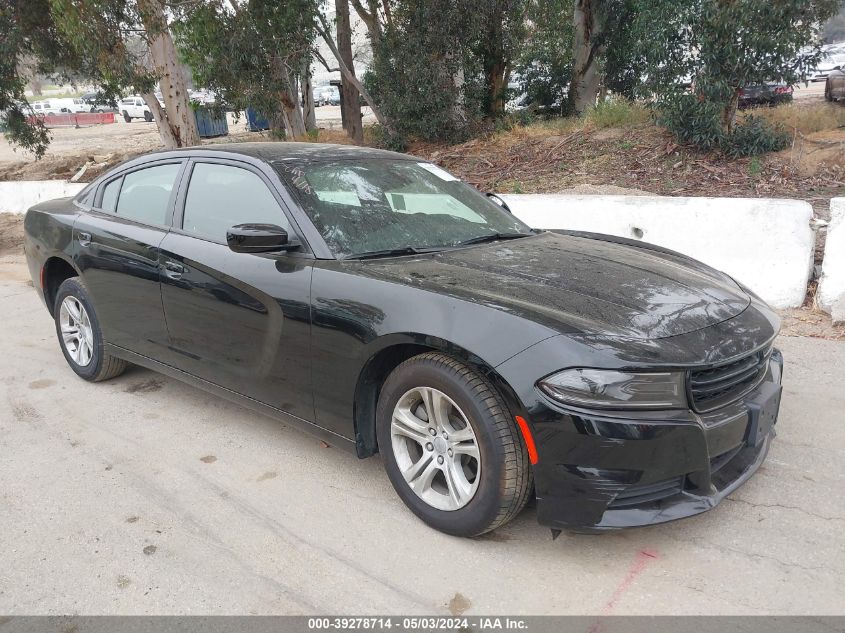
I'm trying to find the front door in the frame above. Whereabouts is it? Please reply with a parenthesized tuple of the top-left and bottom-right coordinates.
(158, 159, 315, 422)
(73, 160, 183, 358)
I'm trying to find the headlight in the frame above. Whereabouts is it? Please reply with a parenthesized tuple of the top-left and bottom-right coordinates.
(538, 369, 687, 410)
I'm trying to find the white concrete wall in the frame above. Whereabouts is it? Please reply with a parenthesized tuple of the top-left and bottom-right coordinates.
(501, 194, 814, 309)
(0, 181, 86, 215)
(818, 198, 845, 324)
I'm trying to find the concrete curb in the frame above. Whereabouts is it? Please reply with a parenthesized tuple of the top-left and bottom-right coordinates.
(818, 198, 845, 324)
(0, 180, 87, 215)
(502, 194, 814, 309)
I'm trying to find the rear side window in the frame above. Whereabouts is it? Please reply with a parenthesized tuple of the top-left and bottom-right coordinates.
(181, 162, 289, 243)
(100, 178, 121, 212)
(115, 163, 181, 226)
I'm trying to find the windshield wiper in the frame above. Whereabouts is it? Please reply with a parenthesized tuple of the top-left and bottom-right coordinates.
(456, 232, 531, 247)
(343, 246, 443, 260)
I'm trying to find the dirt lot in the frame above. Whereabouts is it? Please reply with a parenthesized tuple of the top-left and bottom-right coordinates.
(0, 108, 370, 182)
(0, 260, 843, 615)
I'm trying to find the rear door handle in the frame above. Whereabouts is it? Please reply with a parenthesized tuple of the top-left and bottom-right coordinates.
(162, 260, 186, 280)
(77, 232, 92, 247)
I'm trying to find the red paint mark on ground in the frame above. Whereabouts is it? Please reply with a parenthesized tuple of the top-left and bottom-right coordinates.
(586, 550, 660, 633)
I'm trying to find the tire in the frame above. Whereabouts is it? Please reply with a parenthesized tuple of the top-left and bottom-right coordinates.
(54, 277, 127, 382)
(122, 110, 131, 123)
(144, 111, 153, 122)
(376, 352, 532, 536)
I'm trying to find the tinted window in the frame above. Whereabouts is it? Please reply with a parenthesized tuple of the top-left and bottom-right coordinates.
(100, 178, 121, 212)
(115, 164, 180, 225)
(182, 163, 288, 243)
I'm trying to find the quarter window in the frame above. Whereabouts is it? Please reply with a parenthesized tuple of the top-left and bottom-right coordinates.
(115, 163, 181, 226)
(99, 177, 121, 212)
(182, 163, 288, 243)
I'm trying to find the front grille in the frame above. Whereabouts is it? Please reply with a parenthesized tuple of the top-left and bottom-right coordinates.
(608, 476, 684, 508)
(689, 347, 771, 412)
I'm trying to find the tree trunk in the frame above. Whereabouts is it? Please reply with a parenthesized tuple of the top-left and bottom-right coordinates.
(137, 0, 199, 148)
(570, 0, 605, 115)
(485, 61, 508, 116)
(317, 12, 392, 133)
(271, 58, 307, 139)
(301, 59, 317, 133)
(335, 0, 363, 144)
(721, 88, 741, 135)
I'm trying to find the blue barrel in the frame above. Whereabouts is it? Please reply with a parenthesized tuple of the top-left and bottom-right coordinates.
(194, 107, 229, 138)
(246, 107, 269, 132)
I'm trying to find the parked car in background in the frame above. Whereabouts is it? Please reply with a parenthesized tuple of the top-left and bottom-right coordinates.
(810, 52, 845, 81)
(738, 83, 793, 108)
(119, 96, 155, 122)
(23, 142, 783, 537)
(30, 101, 61, 116)
(826, 67, 845, 102)
(189, 89, 217, 106)
(315, 85, 341, 106)
(49, 98, 89, 114)
(81, 92, 118, 113)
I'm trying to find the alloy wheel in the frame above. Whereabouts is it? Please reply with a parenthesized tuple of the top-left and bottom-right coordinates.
(391, 386, 481, 511)
(59, 296, 94, 367)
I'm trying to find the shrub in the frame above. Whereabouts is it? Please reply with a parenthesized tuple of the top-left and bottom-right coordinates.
(585, 96, 652, 129)
(722, 115, 791, 158)
(659, 95, 726, 150)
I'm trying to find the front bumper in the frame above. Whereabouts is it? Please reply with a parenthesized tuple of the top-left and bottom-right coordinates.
(529, 350, 783, 532)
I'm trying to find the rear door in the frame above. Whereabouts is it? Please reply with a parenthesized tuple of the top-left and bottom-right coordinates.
(158, 158, 315, 422)
(73, 160, 184, 358)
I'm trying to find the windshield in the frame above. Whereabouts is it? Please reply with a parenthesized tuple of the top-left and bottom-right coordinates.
(274, 159, 532, 258)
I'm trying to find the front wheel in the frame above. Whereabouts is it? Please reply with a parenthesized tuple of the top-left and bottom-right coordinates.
(376, 353, 533, 536)
(54, 278, 127, 382)
(144, 111, 153, 122)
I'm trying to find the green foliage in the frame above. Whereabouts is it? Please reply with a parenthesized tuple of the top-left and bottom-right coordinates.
(512, 0, 574, 112)
(627, 0, 840, 151)
(466, 0, 529, 116)
(586, 96, 651, 128)
(1, 0, 186, 156)
(659, 96, 726, 150)
(364, 0, 481, 143)
(723, 116, 790, 158)
(368, 123, 408, 152)
(174, 0, 316, 134)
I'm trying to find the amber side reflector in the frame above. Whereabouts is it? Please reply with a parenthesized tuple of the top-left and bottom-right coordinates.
(40, 265, 46, 289)
(515, 416, 539, 465)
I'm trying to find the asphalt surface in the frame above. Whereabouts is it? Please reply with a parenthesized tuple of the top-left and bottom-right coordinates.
(1, 257, 844, 615)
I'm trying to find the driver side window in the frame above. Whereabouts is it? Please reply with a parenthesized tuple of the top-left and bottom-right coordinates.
(181, 163, 290, 243)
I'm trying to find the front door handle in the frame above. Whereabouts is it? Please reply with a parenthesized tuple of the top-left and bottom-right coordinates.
(77, 232, 92, 247)
(162, 260, 186, 280)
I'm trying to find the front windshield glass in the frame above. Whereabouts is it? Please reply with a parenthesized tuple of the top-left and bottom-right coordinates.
(274, 159, 532, 258)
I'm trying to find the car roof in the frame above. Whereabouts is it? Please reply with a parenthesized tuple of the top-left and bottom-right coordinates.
(138, 142, 419, 165)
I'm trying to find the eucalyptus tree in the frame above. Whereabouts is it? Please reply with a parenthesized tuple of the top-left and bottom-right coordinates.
(175, 0, 317, 139)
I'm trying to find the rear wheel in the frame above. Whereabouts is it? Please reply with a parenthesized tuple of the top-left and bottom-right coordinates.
(54, 278, 127, 382)
(122, 110, 131, 123)
(376, 352, 532, 536)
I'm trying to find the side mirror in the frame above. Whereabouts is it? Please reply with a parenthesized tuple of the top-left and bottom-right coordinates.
(486, 192, 512, 213)
(226, 223, 298, 253)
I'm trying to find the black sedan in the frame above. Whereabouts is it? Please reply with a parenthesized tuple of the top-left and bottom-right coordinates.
(23, 143, 782, 537)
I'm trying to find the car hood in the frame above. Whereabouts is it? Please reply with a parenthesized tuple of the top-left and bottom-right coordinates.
(354, 232, 751, 340)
